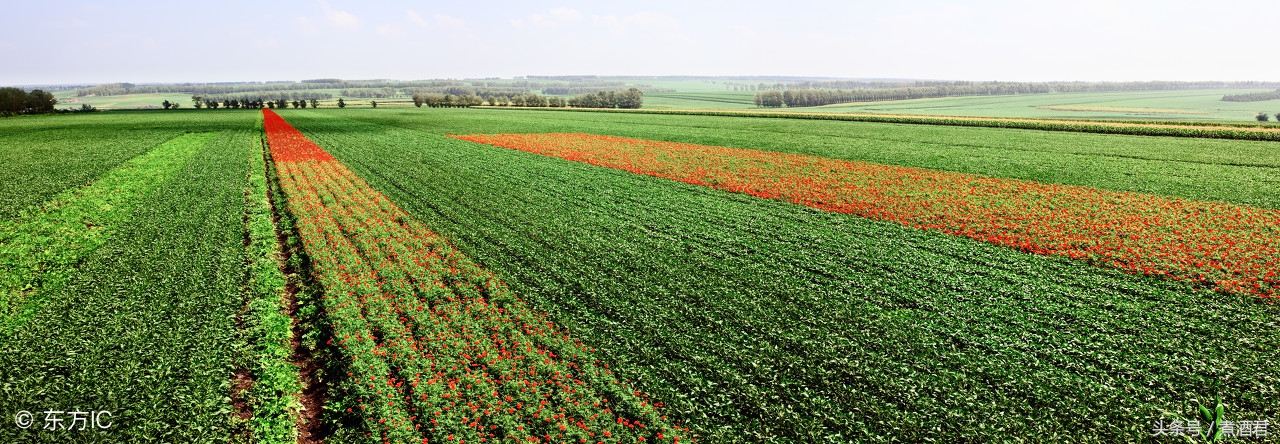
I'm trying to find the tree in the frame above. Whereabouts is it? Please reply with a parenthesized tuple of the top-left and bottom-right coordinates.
(27, 90, 56, 113)
(337, 98, 346, 108)
(162, 100, 172, 110)
(755, 91, 783, 108)
(1275, 113, 1280, 122)
(412, 93, 424, 108)
(191, 95, 203, 109)
(310, 99, 319, 108)
(371, 100, 377, 108)
(616, 88, 643, 109)
(1258, 112, 1271, 122)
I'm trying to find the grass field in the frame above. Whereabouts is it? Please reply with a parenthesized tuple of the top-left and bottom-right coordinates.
(642, 92, 760, 109)
(636, 89, 1280, 122)
(1, 107, 1278, 442)
(795, 89, 1280, 121)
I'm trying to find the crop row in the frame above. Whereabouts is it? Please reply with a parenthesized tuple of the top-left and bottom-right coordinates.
(262, 109, 689, 443)
(280, 110, 1280, 442)
(0, 111, 261, 219)
(0, 132, 214, 332)
(0, 124, 263, 442)
(452, 133, 1280, 298)
(239, 114, 305, 443)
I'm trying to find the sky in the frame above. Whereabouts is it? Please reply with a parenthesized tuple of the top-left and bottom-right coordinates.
(3, 0, 1279, 85)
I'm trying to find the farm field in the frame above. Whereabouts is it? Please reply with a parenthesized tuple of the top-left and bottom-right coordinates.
(281, 108, 1280, 441)
(0, 110, 279, 442)
(789, 89, 1280, 121)
(52, 90, 194, 110)
(1, 107, 1278, 443)
(636, 89, 1280, 122)
(641, 92, 760, 110)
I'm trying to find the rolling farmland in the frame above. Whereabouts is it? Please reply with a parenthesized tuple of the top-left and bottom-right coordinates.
(1, 107, 1278, 443)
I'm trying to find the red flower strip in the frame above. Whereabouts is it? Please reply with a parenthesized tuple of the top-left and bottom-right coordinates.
(449, 132, 1280, 298)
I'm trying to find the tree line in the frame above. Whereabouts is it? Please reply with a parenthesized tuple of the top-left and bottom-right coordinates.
(542, 86, 674, 95)
(1224, 89, 1280, 102)
(755, 81, 1280, 108)
(0, 87, 58, 116)
(566, 89, 643, 109)
(202, 91, 332, 103)
(409, 88, 642, 109)
(77, 80, 508, 97)
(162, 95, 320, 110)
(756, 84, 1051, 107)
(411, 93, 568, 108)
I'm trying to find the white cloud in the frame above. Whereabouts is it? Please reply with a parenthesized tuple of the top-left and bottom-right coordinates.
(433, 13, 466, 30)
(621, 12, 677, 30)
(377, 23, 405, 37)
(591, 12, 683, 40)
(320, 1, 362, 29)
(421, 13, 472, 39)
(511, 7, 583, 28)
(406, 10, 428, 28)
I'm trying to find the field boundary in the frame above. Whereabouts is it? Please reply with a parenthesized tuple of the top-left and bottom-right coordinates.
(477, 106, 1280, 141)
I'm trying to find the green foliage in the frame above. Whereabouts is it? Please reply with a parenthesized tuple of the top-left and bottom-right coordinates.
(1223, 89, 1280, 102)
(282, 110, 1280, 442)
(0, 87, 57, 116)
(566, 88, 644, 109)
(1257, 112, 1270, 121)
(0, 112, 222, 219)
(754, 91, 784, 107)
(242, 118, 304, 443)
(1196, 397, 1226, 443)
(0, 126, 259, 443)
(0, 132, 215, 331)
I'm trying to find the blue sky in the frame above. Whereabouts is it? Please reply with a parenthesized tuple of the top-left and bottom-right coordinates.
(3, 0, 1278, 85)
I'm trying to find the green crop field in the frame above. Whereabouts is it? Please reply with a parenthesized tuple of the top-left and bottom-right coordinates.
(801, 89, 1280, 121)
(53, 90, 194, 110)
(635, 89, 1280, 121)
(642, 92, 761, 110)
(1, 107, 1277, 443)
(793, 88, 1280, 120)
